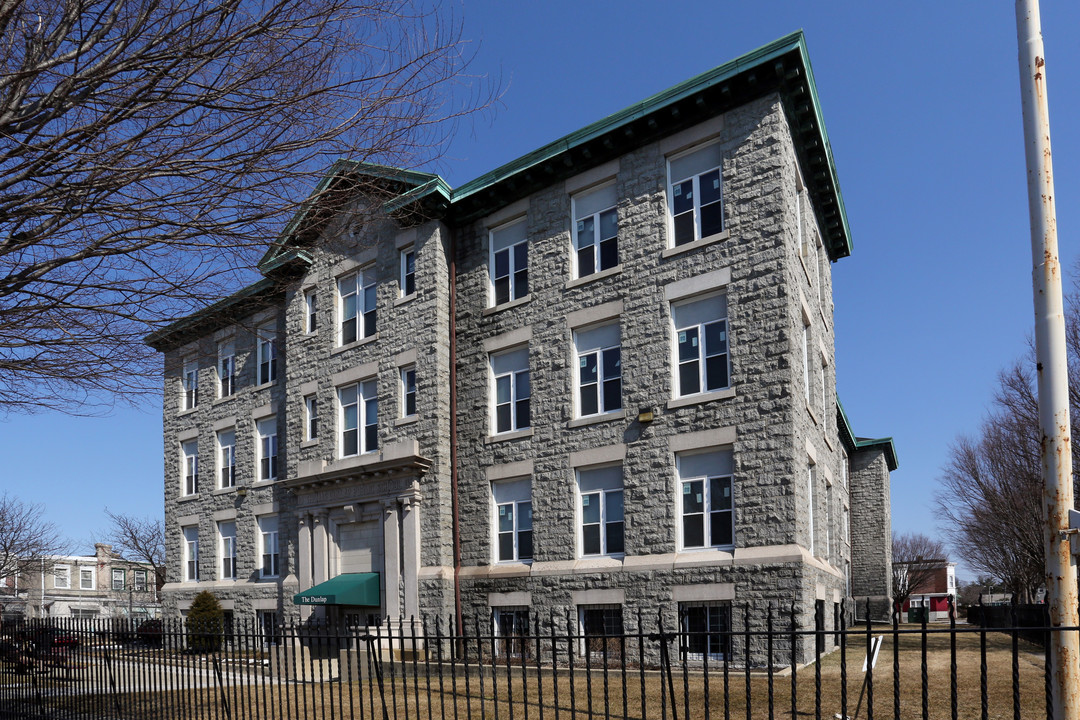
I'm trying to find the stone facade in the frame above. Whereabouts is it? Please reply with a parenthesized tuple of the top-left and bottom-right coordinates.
(149, 33, 895, 663)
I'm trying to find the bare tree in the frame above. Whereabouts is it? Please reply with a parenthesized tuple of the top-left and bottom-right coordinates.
(0, 493, 65, 581)
(936, 273, 1080, 602)
(103, 509, 166, 588)
(891, 531, 948, 609)
(0, 0, 488, 413)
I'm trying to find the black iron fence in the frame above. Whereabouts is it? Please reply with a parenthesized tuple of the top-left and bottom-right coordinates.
(0, 599, 1072, 720)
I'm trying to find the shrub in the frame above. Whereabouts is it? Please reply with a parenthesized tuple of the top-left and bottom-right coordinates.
(186, 591, 223, 653)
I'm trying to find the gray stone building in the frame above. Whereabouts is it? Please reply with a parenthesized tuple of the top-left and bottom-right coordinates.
(147, 31, 896, 658)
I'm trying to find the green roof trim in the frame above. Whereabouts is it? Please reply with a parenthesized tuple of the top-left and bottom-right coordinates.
(144, 276, 280, 350)
(836, 398, 898, 471)
(293, 573, 381, 606)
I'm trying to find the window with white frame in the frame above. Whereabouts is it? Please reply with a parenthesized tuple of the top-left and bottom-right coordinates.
(339, 380, 378, 457)
(218, 521, 236, 580)
(820, 356, 828, 417)
(825, 480, 833, 561)
(134, 570, 147, 591)
(573, 183, 618, 277)
(796, 175, 805, 258)
(677, 449, 734, 549)
(257, 418, 277, 481)
(183, 526, 199, 582)
(491, 347, 530, 434)
(401, 367, 417, 418)
(494, 607, 530, 659)
(679, 603, 730, 661)
(217, 430, 235, 489)
(578, 465, 624, 556)
(218, 340, 235, 397)
(672, 294, 729, 397)
(112, 568, 125, 591)
(802, 319, 811, 406)
(492, 478, 533, 562)
(258, 516, 280, 578)
(668, 142, 724, 246)
(400, 247, 416, 297)
(182, 440, 199, 495)
(574, 324, 621, 417)
(80, 567, 94, 590)
(842, 502, 850, 547)
(257, 326, 277, 385)
(182, 359, 198, 410)
(53, 565, 70, 589)
(339, 268, 376, 345)
(305, 395, 319, 441)
(304, 289, 318, 333)
(579, 604, 624, 658)
(490, 220, 528, 305)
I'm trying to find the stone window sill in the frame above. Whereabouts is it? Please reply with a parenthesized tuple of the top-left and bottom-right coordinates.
(332, 333, 379, 355)
(568, 409, 625, 429)
(666, 388, 736, 410)
(395, 415, 419, 427)
(300, 438, 318, 449)
(212, 395, 236, 407)
(178, 495, 199, 503)
(394, 294, 417, 307)
(485, 428, 534, 444)
(662, 229, 730, 259)
(565, 265, 622, 290)
(483, 295, 532, 316)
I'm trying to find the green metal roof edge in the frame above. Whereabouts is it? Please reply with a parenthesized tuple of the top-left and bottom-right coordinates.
(836, 398, 898, 471)
(381, 176, 452, 215)
(143, 276, 279, 349)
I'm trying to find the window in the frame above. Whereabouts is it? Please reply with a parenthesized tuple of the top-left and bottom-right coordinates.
(339, 268, 376, 344)
(574, 324, 621, 417)
(183, 526, 199, 582)
(578, 466, 624, 556)
(400, 248, 416, 297)
(672, 294, 729, 396)
(259, 516, 280, 578)
(182, 440, 199, 496)
(182, 359, 199, 410)
(257, 327, 277, 385)
(490, 220, 528, 305)
(825, 481, 833, 561)
(257, 418, 277, 481)
(820, 358, 828, 417)
(668, 143, 723, 246)
(305, 395, 319, 441)
(339, 380, 377, 457)
(112, 569, 125, 591)
(677, 449, 734, 549)
(802, 319, 811, 406)
(579, 605, 623, 659)
(217, 430, 235, 489)
(573, 184, 618, 277)
(491, 347, 530, 434)
(304, 289, 318, 333)
(494, 608, 531, 659)
(258, 610, 280, 646)
(219, 522, 236, 580)
(80, 567, 94, 590)
(680, 603, 730, 661)
(134, 570, 147, 591)
(401, 367, 417, 418)
(493, 478, 533, 562)
(218, 340, 235, 397)
(53, 565, 70, 589)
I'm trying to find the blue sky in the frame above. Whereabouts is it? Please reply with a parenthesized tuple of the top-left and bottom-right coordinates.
(3, 1, 1079, 580)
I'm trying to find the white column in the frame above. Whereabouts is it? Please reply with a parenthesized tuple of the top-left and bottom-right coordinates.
(382, 500, 401, 620)
(400, 494, 422, 620)
(313, 510, 329, 585)
(297, 513, 313, 621)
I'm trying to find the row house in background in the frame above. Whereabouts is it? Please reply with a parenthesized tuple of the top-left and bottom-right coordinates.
(147, 32, 897, 661)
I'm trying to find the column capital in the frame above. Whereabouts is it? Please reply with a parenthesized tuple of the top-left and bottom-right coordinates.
(399, 493, 423, 510)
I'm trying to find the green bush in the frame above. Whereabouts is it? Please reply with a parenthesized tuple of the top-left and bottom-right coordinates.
(186, 591, 223, 653)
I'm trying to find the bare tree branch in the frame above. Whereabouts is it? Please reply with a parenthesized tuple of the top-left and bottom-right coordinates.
(0, 0, 492, 414)
(0, 493, 65, 580)
(102, 508, 166, 587)
(891, 531, 948, 608)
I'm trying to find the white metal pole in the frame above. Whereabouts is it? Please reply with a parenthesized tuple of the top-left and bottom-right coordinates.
(1016, 2, 1080, 717)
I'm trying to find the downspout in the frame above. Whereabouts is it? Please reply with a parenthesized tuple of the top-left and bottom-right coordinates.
(449, 226, 463, 632)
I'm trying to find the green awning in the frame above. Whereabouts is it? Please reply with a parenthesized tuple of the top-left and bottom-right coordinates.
(293, 573, 381, 606)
